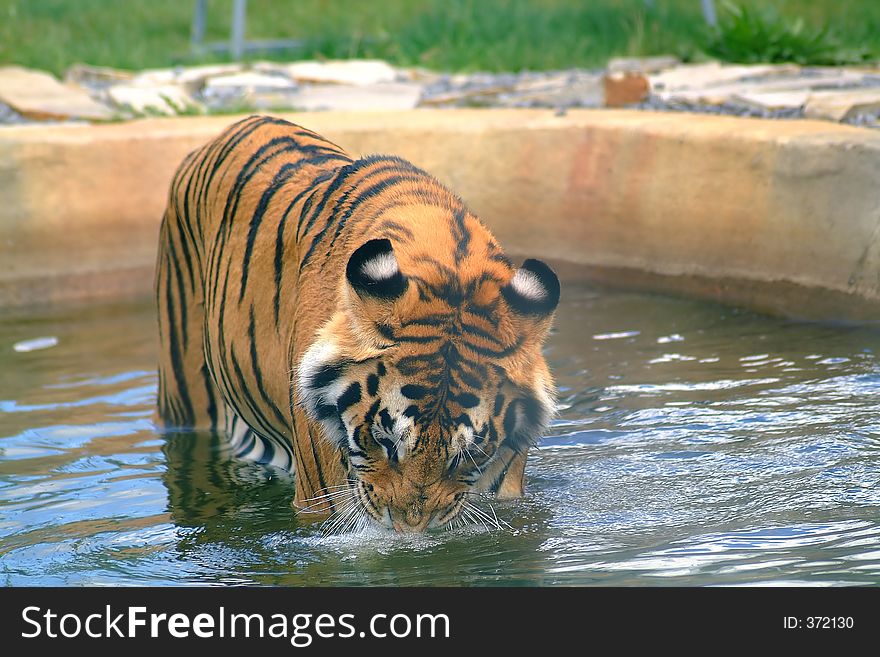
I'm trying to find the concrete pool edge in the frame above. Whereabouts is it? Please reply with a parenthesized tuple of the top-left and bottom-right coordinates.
(1, 109, 879, 322)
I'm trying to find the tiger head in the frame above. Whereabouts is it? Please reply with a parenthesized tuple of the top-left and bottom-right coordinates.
(297, 225, 560, 533)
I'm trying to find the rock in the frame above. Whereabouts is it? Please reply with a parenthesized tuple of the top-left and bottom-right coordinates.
(128, 68, 179, 87)
(649, 62, 801, 94)
(0, 65, 115, 121)
(107, 84, 203, 116)
(651, 69, 871, 108)
(130, 64, 244, 92)
(804, 89, 880, 122)
(174, 63, 243, 87)
(285, 59, 398, 86)
(0, 101, 27, 124)
(500, 73, 603, 108)
(604, 71, 650, 107)
(732, 90, 810, 112)
(419, 85, 510, 107)
(291, 82, 422, 111)
(204, 72, 297, 92)
(202, 71, 299, 110)
(422, 72, 603, 108)
(64, 63, 133, 89)
(396, 66, 444, 84)
(608, 56, 680, 74)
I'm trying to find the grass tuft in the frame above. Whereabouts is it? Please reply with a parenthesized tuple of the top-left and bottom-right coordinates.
(704, 1, 872, 65)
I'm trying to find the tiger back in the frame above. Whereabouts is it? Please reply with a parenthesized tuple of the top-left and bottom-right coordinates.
(156, 115, 560, 532)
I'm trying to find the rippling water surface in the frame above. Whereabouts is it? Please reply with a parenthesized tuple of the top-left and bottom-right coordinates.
(2, 285, 880, 585)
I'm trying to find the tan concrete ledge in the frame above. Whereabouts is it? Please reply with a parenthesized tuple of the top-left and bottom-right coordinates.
(2, 109, 879, 322)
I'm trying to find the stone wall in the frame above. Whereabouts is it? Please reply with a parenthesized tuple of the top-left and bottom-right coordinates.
(1, 109, 879, 322)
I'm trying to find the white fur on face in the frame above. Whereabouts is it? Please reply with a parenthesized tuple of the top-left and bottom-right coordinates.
(510, 268, 546, 301)
(295, 340, 348, 445)
(361, 251, 399, 281)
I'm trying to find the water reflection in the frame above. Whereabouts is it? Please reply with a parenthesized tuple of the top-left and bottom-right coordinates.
(1, 286, 879, 585)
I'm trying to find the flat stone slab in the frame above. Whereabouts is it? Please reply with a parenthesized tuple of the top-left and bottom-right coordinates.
(732, 90, 811, 111)
(804, 88, 880, 121)
(0, 65, 114, 121)
(290, 82, 422, 111)
(65, 63, 134, 89)
(284, 59, 398, 86)
(136, 63, 243, 88)
(202, 72, 300, 110)
(205, 71, 298, 92)
(608, 55, 680, 74)
(649, 62, 802, 93)
(107, 84, 203, 116)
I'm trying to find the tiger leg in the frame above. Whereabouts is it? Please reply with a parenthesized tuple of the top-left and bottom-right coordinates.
(156, 212, 222, 430)
(496, 450, 528, 499)
(222, 404, 294, 471)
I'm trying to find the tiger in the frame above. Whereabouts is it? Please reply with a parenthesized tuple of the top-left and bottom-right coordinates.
(155, 114, 560, 533)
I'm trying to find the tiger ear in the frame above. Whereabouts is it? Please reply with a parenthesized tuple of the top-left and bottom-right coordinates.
(346, 239, 408, 300)
(502, 259, 560, 317)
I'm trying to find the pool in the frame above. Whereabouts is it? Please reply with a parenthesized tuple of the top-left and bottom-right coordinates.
(2, 283, 879, 585)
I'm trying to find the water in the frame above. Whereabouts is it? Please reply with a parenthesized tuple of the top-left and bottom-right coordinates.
(2, 284, 879, 586)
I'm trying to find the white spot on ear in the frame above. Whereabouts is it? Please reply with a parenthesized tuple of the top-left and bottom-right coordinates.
(361, 251, 399, 281)
(511, 269, 546, 301)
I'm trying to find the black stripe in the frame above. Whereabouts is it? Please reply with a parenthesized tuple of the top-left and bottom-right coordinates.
(163, 269, 194, 426)
(200, 363, 218, 430)
(296, 155, 424, 259)
(363, 399, 381, 426)
(248, 307, 290, 430)
(461, 335, 524, 359)
(456, 392, 480, 408)
(401, 314, 451, 328)
(460, 321, 504, 345)
(309, 362, 346, 389)
(456, 368, 483, 391)
(165, 238, 189, 350)
(212, 136, 303, 288)
(274, 169, 341, 326)
(395, 332, 442, 344)
(400, 384, 429, 400)
(493, 393, 505, 417)
(314, 174, 426, 263)
(337, 382, 362, 415)
(256, 436, 276, 465)
(452, 207, 471, 264)
(240, 149, 349, 303)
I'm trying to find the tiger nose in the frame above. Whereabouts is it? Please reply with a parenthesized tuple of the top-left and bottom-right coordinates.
(391, 508, 432, 533)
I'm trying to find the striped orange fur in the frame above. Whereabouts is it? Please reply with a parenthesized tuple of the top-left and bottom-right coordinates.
(156, 115, 560, 533)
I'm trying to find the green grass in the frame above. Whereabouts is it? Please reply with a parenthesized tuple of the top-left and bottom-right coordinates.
(0, 0, 878, 77)
(705, 1, 871, 64)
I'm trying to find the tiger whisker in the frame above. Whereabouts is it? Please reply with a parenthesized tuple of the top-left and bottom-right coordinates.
(321, 498, 365, 536)
(487, 501, 512, 531)
(298, 487, 354, 503)
(463, 499, 507, 532)
(296, 490, 356, 513)
(463, 449, 483, 475)
(461, 505, 490, 533)
(318, 498, 358, 535)
(472, 504, 502, 531)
